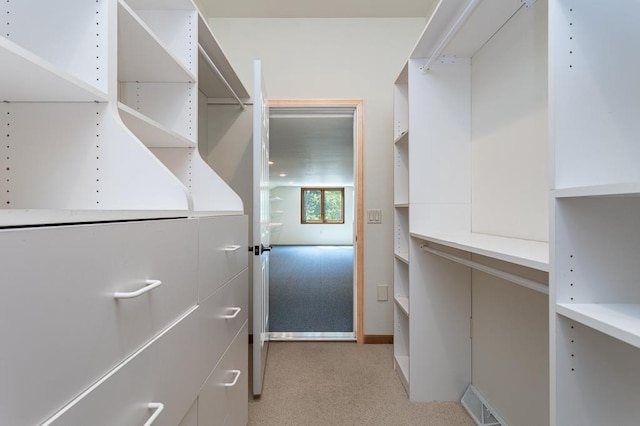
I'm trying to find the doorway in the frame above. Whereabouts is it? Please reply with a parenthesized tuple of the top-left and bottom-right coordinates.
(267, 99, 364, 343)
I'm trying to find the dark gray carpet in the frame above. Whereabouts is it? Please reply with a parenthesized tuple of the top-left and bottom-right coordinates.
(269, 245, 353, 332)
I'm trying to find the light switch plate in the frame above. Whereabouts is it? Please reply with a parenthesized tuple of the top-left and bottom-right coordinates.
(367, 209, 382, 224)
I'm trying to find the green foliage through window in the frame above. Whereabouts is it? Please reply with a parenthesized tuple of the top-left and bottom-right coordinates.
(301, 188, 344, 224)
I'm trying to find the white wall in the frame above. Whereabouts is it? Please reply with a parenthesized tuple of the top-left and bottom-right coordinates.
(271, 186, 354, 245)
(206, 17, 425, 335)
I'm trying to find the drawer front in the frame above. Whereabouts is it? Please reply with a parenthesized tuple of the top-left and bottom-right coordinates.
(200, 269, 249, 383)
(198, 215, 248, 302)
(178, 399, 198, 426)
(46, 307, 200, 426)
(0, 219, 198, 426)
(199, 323, 248, 426)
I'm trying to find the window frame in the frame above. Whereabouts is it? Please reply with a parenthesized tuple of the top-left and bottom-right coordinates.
(300, 187, 345, 224)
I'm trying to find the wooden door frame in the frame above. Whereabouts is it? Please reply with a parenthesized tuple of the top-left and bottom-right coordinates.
(268, 99, 364, 344)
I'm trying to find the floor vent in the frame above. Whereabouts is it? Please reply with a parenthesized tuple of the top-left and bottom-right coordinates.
(461, 384, 508, 426)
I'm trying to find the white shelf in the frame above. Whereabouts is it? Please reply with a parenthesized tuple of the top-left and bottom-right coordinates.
(124, 0, 194, 8)
(0, 210, 188, 228)
(0, 38, 107, 103)
(118, 103, 196, 148)
(197, 13, 249, 100)
(394, 355, 410, 391)
(554, 183, 640, 199)
(395, 251, 409, 265)
(556, 303, 640, 350)
(411, 231, 549, 271)
(394, 131, 408, 145)
(118, 1, 196, 83)
(395, 296, 409, 316)
(411, 0, 523, 59)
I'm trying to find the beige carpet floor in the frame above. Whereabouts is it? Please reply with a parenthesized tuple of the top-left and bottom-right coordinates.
(248, 342, 475, 426)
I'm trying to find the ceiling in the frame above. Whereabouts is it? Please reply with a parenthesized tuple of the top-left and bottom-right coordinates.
(197, 0, 438, 18)
(269, 108, 354, 188)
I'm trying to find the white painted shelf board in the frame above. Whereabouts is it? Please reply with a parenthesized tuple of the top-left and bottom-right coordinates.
(395, 296, 409, 316)
(410, 0, 523, 59)
(395, 203, 409, 208)
(395, 251, 409, 264)
(442, 0, 523, 58)
(125, 0, 194, 9)
(554, 183, 640, 199)
(118, 103, 195, 148)
(197, 13, 249, 99)
(0, 209, 188, 228)
(394, 131, 408, 145)
(0, 38, 107, 103)
(395, 355, 410, 389)
(118, 1, 196, 83)
(190, 210, 244, 217)
(395, 63, 408, 84)
(557, 303, 640, 350)
(411, 231, 549, 271)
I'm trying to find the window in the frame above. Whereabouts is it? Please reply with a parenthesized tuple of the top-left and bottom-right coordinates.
(301, 188, 345, 224)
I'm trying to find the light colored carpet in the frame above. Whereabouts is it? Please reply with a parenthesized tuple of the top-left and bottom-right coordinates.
(248, 342, 475, 426)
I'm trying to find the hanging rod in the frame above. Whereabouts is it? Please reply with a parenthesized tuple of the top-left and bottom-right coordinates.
(420, 245, 549, 295)
(420, 0, 483, 72)
(198, 45, 246, 110)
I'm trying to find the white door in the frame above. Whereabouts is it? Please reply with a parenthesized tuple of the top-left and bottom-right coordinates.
(252, 60, 270, 396)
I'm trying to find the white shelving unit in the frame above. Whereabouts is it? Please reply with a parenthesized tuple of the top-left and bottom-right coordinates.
(393, 64, 411, 393)
(396, 1, 550, 425)
(550, 4, 640, 420)
(1, 1, 251, 425)
(0, 0, 247, 227)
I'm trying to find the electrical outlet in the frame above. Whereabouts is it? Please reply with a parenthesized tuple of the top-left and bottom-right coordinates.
(377, 285, 388, 301)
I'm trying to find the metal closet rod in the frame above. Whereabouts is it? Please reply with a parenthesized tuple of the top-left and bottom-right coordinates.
(421, 0, 483, 72)
(198, 45, 246, 110)
(420, 244, 549, 295)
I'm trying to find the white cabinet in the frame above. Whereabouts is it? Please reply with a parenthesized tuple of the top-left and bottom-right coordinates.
(549, 2, 640, 425)
(44, 307, 200, 426)
(396, 1, 550, 425)
(0, 1, 250, 425)
(199, 323, 249, 426)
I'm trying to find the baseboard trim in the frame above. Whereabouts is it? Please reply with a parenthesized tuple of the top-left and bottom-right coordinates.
(251, 333, 392, 344)
(363, 335, 393, 344)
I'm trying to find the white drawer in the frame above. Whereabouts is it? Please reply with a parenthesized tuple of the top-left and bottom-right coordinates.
(45, 307, 200, 426)
(200, 269, 248, 384)
(0, 219, 198, 426)
(199, 323, 248, 426)
(198, 215, 248, 302)
(178, 399, 198, 426)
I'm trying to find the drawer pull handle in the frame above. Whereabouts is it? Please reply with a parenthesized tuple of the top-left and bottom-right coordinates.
(223, 370, 242, 387)
(223, 245, 242, 252)
(143, 402, 164, 426)
(223, 307, 242, 319)
(114, 280, 162, 299)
